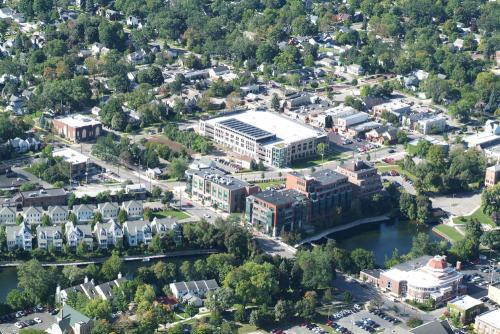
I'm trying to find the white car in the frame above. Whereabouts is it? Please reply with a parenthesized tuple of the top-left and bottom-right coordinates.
(14, 322, 24, 329)
(34, 317, 42, 323)
(203, 214, 211, 219)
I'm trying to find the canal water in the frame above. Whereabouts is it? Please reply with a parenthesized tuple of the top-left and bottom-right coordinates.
(0, 255, 205, 302)
(327, 219, 439, 265)
(0, 220, 440, 302)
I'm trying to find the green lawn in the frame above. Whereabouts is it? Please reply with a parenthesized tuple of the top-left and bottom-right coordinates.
(291, 151, 351, 169)
(254, 180, 285, 190)
(433, 224, 464, 243)
(153, 208, 190, 220)
(456, 206, 495, 227)
(238, 324, 266, 334)
(375, 163, 417, 182)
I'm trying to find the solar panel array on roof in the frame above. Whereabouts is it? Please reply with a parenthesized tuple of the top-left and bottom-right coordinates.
(218, 118, 275, 141)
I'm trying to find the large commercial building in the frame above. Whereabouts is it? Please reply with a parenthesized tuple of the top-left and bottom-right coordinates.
(52, 114, 102, 143)
(245, 189, 309, 237)
(337, 160, 382, 197)
(377, 255, 464, 304)
(245, 168, 352, 236)
(286, 169, 352, 223)
(186, 167, 259, 213)
(10, 188, 68, 209)
(199, 110, 327, 167)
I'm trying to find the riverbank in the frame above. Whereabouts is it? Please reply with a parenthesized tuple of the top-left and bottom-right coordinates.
(432, 224, 464, 243)
(295, 215, 391, 247)
(0, 249, 219, 267)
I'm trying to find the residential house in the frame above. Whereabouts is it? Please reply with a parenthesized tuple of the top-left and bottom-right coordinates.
(93, 220, 123, 249)
(22, 206, 43, 225)
(46, 206, 68, 224)
(36, 225, 63, 251)
(0, 207, 16, 225)
(123, 220, 152, 246)
(365, 126, 398, 144)
(97, 202, 120, 221)
(208, 66, 231, 80)
(346, 64, 364, 75)
(169, 279, 220, 299)
(126, 50, 147, 64)
(126, 15, 140, 27)
(65, 222, 94, 250)
(6, 222, 32, 251)
(72, 204, 96, 223)
(46, 304, 93, 334)
(56, 274, 126, 304)
(151, 217, 182, 243)
(121, 200, 143, 220)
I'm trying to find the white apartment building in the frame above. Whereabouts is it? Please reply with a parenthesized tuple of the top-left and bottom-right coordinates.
(6, 223, 32, 251)
(0, 207, 16, 225)
(36, 225, 63, 251)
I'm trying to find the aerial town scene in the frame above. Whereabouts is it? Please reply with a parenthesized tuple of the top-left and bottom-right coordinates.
(0, 0, 498, 333)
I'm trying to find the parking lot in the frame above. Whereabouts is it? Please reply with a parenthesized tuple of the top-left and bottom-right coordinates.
(335, 309, 405, 334)
(0, 311, 55, 333)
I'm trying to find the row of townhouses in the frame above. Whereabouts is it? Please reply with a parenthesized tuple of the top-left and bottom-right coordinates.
(0, 200, 144, 225)
(6, 217, 181, 251)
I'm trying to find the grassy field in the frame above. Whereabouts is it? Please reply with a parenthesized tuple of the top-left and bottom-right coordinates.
(153, 208, 190, 220)
(254, 180, 285, 190)
(291, 151, 351, 169)
(237, 324, 266, 334)
(455, 206, 495, 227)
(375, 163, 417, 182)
(433, 224, 464, 243)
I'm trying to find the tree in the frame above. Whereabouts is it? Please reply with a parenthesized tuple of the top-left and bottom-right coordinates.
(249, 305, 271, 328)
(169, 158, 188, 180)
(274, 299, 293, 322)
(316, 143, 327, 161)
(117, 209, 127, 224)
(6, 289, 30, 310)
(151, 186, 162, 199)
(481, 230, 500, 251)
(101, 251, 123, 281)
(206, 287, 234, 314)
(17, 260, 55, 304)
(295, 291, 317, 321)
(482, 184, 500, 216)
(41, 214, 51, 226)
(399, 192, 417, 221)
(350, 248, 375, 273)
(296, 246, 336, 289)
(224, 261, 278, 305)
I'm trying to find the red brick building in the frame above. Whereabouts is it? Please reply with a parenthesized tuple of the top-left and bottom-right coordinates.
(485, 165, 500, 188)
(52, 114, 102, 143)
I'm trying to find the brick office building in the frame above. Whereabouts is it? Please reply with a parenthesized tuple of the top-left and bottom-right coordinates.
(336, 160, 382, 197)
(485, 165, 500, 188)
(286, 169, 352, 223)
(52, 114, 102, 142)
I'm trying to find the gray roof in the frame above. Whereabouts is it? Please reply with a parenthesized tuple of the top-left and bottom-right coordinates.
(188, 167, 250, 191)
(72, 204, 96, 212)
(253, 189, 306, 206)
(410, 320, 453, 334)
(21, 188, 66, 198)
(290, 169, 347, 186)
(393, 255, 432, 272)
(56, 304, 91, 332)
(124, 220, 151, 233)
(36, 225, 62, 238)
(97, 202, 119, 211)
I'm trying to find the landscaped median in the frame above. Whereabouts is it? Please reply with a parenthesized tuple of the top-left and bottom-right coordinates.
(432, 224, 464, 243)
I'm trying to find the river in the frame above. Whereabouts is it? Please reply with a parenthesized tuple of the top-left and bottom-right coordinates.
(0, 220, 440, 302)
(0, 255, 205, 303)
(326, 219, 440, 265)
